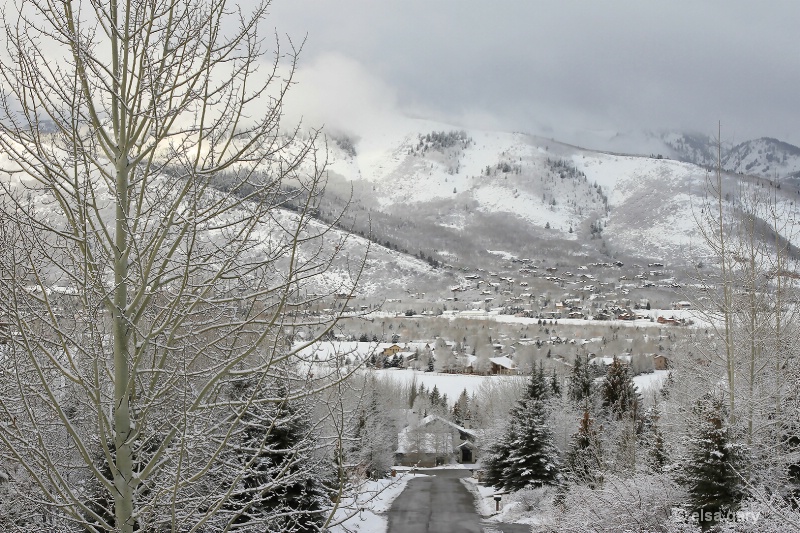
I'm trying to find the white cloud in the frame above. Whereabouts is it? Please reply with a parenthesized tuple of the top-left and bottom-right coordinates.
(282, 53, 401, 139)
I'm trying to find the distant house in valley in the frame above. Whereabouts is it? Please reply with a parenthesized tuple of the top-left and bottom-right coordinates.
(395, 415, 478, 467)
(489, 355, 517, 375)
(652, 354, 669, 370)
(381, 344, 402, 357)
(589, 355, 632, 367)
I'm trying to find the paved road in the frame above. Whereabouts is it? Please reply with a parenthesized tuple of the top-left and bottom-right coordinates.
(386, 469, 530, 533)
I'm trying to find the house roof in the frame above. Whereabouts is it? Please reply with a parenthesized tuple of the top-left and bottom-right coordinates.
(589, 355, 632, 366)
(489, 356, 516, 369)
(396, 414, 477, 454)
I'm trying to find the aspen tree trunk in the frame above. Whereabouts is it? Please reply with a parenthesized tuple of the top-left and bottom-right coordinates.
(0, 1, 366, 529)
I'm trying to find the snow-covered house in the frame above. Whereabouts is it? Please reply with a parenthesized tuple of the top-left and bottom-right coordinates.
(652, 354, 669, 370)
(589, 355, 632, 367)
(381, 344, 402, 357)
(395, 415, 477, 467)
(489, 355, 517, 375)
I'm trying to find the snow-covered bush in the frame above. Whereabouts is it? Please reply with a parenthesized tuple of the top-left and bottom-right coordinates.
(533, 473, 686, 532)
(510, 485, 556, 513)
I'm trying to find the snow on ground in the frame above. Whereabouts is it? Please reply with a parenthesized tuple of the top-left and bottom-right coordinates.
(486, 249, 517, 261)
(434, 308, 710, 329)
(572, 153, 699, 206)
(462, 476, 497, 517)
(472, 184, 574, 233)
(633, 369, 670, 393)
(459, 130, 524, 178)
(373, 368, 524, 406)
(328, 472, 426, 533)
(463, 477, 552, 527)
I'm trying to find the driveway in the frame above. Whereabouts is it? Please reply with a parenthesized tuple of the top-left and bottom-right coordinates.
(386, 468, 530, 533)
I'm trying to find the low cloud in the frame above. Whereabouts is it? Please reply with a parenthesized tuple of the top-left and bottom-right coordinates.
(282, 53, 401, 140)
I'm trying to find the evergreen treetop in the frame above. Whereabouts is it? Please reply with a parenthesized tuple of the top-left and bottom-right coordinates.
(565, 409, 604, 488)
(568, 354, 594, 405)
(484, 364, 561, 491)
(678, 393, 749, 530)
(601, 356, 641, 421)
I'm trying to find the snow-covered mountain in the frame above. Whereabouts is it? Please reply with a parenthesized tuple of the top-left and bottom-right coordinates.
(0, 137, 453, 303)
(319, 119, 800, 275)
(724, 137, 800, 180)
(658, 132, 800, 182)
(6, 121, 799, 301)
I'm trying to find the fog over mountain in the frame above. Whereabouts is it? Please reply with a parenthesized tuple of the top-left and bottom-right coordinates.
(273, 1, 800, 152)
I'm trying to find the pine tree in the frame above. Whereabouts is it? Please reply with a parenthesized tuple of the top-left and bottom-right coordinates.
(640, 405, 668, 474)
(484, 365, 561, 490)
(568, 354, 593, 404)
(565, 409, 604, 488)
(429, 385, 441, 406)
(678, 393, 748, 530)
(453, 389, 470, 426)
(661, 371, 675, 400)
(227, 387, 330, 532)
(527, 362, 550, 401)
(349, 384, 395, 479)
(408, 376, 418, 408)
(550, 368, 561, 398)
(452, 401, 463, 427)
(483, 428, 514, 488)
(601, 357, 641, 421)
(501, 396, 561, 490)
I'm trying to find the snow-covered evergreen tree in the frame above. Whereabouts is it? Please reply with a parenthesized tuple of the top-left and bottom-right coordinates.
(641, 406, 668, 474)
(565, 409, 604, 488)
(601, 356, 641, 421)
(483, 364, 561, 491)
(568, 354, 594, 404)
(349, 382, 395, 479)
(225, 384, 331, 532)
(678, 393, 749, 530)
(453, 389, 470, 426)
(429, 385, 442, 407)
(550, 368, 562, 398)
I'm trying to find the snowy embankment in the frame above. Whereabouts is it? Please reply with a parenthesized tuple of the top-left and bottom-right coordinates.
(328, 472, 426, 533)
(462, 476, 546, 526)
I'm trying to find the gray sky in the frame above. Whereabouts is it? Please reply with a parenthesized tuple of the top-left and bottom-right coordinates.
(270, 1, 800, 150)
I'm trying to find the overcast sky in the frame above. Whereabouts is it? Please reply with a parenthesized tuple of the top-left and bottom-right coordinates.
(269, 1, 800, 151)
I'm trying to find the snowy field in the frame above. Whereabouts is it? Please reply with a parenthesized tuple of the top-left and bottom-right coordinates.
(367, 308, 710, 328)
(373, 368, 525, 406)
(633, 369, 670, 393)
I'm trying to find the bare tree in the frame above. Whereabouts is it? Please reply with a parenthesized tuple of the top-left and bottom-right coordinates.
(0, 0, 364, 530)
(691, 126, 800, 515)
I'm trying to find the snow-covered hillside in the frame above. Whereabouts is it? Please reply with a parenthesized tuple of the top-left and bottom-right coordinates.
(6, 122, 800, 297)
(322, 119, 800, 269)
(0, 136, 452, 301)
(659, 132, 800, 182)
(724, 137, 800, 180)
